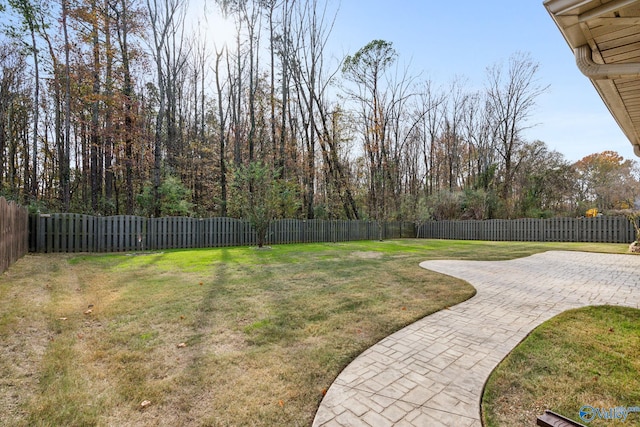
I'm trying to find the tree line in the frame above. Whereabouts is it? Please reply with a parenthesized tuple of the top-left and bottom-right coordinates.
(1, 0, 639, 221)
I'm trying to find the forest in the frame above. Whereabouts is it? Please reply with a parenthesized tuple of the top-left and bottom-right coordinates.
(0, 0, 639, 221)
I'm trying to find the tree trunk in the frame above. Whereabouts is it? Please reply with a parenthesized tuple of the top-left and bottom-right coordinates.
(216, 49, 227, 216)
(29, 21, 39, 201)
(104, 1, 114, 213)
(90, 0, 102, 211)
(61, 0, 71, 211)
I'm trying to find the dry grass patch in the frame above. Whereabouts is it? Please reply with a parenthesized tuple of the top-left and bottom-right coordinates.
(0, 240, 629, 426)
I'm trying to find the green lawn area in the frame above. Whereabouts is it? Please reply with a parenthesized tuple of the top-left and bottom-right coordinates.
(482, 306, 640, 427)
(0, 239, 630, 426)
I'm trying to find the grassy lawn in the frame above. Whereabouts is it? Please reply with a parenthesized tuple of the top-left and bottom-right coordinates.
(0, 239, 630, 426)
(482, 306, 640, 427)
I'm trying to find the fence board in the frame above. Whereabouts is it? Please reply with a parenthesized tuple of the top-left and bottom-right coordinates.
(28, 214, 637, 254)
(30, 215, 415, 253)
(0, 197, 28, 273)
(417, 216, 636, 244)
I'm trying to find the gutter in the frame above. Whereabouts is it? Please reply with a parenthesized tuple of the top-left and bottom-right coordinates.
(575, 44, 640, 156)
(543, 0, 591, 15)
(575, 45, 640, 80)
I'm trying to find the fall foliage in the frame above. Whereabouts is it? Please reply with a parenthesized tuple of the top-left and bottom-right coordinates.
(0, 1, 638, 220)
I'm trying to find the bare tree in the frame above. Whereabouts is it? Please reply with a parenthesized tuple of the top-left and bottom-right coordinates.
(462, 91, 497, 191)
(89, 0, 103, 212)
(0, 44, 31, 198)
(441, 77, 468, 191)
(146, 0, 186, 216)
(218, 0, 262, 163)
(383, 61, 420, 216)
(341, 39, 424, 223)
(485, 51, 548, 216)
(7, 0, 42, 200)
(342, 39, 397, 222)
(103, 0, 115, 213)
(416, 79, 445, 196)
(214, 46, 229, 215)
(111, 0, 140, 214)
(289, 0, 335, 218)
(163, 4, 190, 172)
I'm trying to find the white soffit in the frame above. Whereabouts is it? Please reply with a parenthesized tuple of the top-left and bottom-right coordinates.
(544, 0, 640, 156)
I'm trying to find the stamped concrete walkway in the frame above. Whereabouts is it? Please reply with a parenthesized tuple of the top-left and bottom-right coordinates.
(312, 251, 640, 427)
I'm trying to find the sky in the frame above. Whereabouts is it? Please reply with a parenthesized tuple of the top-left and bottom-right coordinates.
(198, 0, 635, 162)
(321, 0, 635, 162)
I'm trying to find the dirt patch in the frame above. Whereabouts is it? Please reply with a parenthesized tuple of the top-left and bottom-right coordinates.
(126, 252, 165, 256)
(351, 251, 383, 259)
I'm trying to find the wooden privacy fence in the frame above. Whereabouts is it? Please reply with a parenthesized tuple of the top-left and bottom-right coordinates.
(30, 214, 416, 253)
(0, 197, 29, 273)
(417, 216, 637, 243)
(27, 214, 639, 253)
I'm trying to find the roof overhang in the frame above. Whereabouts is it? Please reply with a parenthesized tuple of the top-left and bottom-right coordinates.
(544, 0, 640, 157)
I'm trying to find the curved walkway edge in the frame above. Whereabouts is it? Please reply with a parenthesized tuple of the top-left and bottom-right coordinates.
(312, 251, 640, 427)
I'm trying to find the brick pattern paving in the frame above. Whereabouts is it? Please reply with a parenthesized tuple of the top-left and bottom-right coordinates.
(312, 251, 640, 426)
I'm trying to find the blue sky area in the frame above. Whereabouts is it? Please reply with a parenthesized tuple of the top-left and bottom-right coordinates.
(327, 0, 634, 162)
